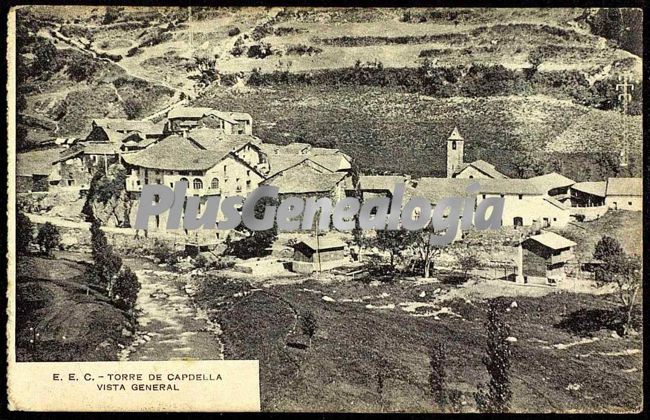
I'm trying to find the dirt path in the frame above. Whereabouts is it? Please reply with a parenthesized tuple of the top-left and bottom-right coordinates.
(119, 258, 224, 361)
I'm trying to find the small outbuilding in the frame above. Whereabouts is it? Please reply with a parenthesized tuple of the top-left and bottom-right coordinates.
(292, 236, 348, 274)
(516, 231, 576, 285)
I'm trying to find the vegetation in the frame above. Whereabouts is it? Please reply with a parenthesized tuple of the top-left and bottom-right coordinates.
(300, 309, 318, 346)
(428, 342, 461, 412)
(225, 197, 278, 259)
(593, 236, 642, 335)
(36, 222, 61, 257)
(475, 300, 512, 413)
(16, 210, 34, 254)
(458, 253, 480, 280)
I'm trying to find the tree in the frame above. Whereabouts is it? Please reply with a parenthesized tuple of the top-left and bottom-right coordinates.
(593, 236, 641, 335)
(103, 6, 121, 25)
(458, 253, 480, 281)
(113, 265, 141, 310)
(36, 222, 61, 257)
(225, 196, 278, 259)
(429, 342, 447, 411)
(300, 309, 318, 346)
(408, 228, 442, 278)
(593, 235, 624, 262)
(16, 210, 34, 255)
(89, 217, 122, 296)
(372, 229, 413, 269)
(475, 300, 512, 413)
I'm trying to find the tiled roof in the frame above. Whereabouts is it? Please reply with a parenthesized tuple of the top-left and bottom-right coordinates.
(457, 159, 508, 179)
(359, 175, 410, 191)
(529, 172, 575, 191)
(266, 153, 309, 177)
(264, 162, 347, 194)
(413, 177, 546, 203)
(167, 107, 214, 119)
(188, 129, 260, 151)
(571, 181, 606, 197)
(92, 118, 159, 134)
(606, 177, 642, 196)
(525, 231, 576, 250)
(297, 236, 347, 251)
(308, 154, 348, 172)
(122, 133, 253, 171)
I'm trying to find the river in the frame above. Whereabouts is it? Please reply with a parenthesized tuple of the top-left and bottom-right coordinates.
(119, 258, 224, 361)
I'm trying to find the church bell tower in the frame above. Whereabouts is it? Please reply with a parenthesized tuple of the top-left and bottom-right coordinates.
(446, 126, 464, 178)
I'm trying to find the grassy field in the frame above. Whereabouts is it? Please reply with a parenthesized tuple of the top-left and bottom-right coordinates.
(191, 273, 642, 412)
(15, 255, 132, 362)
(196, 85, 642, 180)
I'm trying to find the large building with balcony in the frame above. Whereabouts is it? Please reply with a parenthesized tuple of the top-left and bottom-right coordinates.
(122, 129, 268, 229)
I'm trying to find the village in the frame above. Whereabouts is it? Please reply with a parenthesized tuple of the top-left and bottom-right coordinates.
(11, 5, 644, 413)
(17, 103, 642, 286)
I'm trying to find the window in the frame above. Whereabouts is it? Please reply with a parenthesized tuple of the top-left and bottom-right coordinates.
(247, 170, 251, 177)
(452, 141, 457, 150)
(211, 178, 219, 189)
(193, 178, 203, 190)
(513, 217, 523, 227)
(500, 194, 504, 198)
(482, 194, 486, 199)
(246, 180, 252, 189)
(179, 171, 189, 176)
(628, 201, 632, 206)
(469, 175, 474, 179)
(518, 194, 523, 200)
(553, 217, 557, 221)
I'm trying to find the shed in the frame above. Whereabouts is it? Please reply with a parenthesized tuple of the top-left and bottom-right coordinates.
(519, 231, 576, 285)
(292, 236, 348, 273)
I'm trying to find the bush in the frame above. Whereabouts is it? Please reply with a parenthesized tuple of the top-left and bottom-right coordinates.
(300, 310, 317, 345)
(247, 43, 273, 59)
(126, 46, 142, 57)
(113, 266, 140, 310)
(36, 222, 61, 257)
(17, 210, 34, 255)
(151, 240, 176, 264)
(227, 27, 241, 37)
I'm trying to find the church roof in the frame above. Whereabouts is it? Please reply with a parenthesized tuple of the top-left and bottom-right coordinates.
(448, 126, 463, 140)
(457, 160, 508, 179)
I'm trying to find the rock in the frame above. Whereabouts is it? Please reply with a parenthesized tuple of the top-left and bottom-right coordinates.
(150, 288, 170, 299)
(510, 301, 518, 308)
(142, 334, 152, 342)
(566, 383, 581, 391)
(121, 328, 133, 338)
(506, 336, 518, 343)
(322, 296, 336, 302)
(419, 291, 426, 298)
(611, 332, 621, 339)
(434, 288, 441, 294)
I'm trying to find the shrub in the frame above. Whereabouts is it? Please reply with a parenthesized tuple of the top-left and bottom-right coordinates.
(126, 46, 142, 57)
(16, 210, 34, 255)
(113, 265, 140, 310)
(300, 310, 317, 345)
(247, 43, 273, 59)
(475, 300, 512, 413)
(123, 98, 143, 119)
(36, 222, 61, 257)
(151, 240, 176, 264)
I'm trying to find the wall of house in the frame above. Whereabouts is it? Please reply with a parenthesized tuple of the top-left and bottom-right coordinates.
(475, 193, 570, 228)
(55, 154, 117, 190)
(605, 195, 642, 211)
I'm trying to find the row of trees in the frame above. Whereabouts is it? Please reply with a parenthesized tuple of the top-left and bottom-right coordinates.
(83, 170, 141, 315)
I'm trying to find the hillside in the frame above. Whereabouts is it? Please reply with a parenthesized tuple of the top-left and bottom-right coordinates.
(196, 85, 641, 180)
(15, 6, 642, 180)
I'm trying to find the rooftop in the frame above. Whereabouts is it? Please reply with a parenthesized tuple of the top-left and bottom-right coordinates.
(265, 162, 347, 194)
(457, 159, 508, 179)
(525, 231, 576, 250)
(571, 181, 607, 197)
(296, 236, 347, 251)
(606, 177, 642, 196)
(529, 172, 575, 190)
